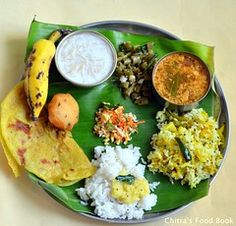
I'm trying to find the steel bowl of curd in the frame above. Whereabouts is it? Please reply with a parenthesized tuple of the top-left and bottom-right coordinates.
(55, 30, 117, 87)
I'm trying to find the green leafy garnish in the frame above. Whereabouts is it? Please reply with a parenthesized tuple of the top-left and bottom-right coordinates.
(106, 122, 115, 131)
(115, 175, 135, 184)
(170, 72, 181, 96)
(175, 137, 192, 161)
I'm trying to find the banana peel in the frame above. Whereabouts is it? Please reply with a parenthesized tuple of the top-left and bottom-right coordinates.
(24, 30, 70, 120)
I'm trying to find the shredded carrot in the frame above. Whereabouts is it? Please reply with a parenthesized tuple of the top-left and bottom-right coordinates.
(93, 103, 144, 145)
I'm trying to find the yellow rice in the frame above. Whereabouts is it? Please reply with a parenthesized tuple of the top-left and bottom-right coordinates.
(148, 108, 224, 188)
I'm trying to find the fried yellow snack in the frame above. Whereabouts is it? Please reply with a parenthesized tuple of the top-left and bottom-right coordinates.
(0, 116, 20, 177)
(48, 93, 79, 131)
(0, 81, 94, 185)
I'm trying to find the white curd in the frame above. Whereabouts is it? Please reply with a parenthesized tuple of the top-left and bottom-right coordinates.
(56, 31, 116, 86)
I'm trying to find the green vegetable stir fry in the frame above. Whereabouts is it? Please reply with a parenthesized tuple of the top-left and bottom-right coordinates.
(115, 42, 158, 105)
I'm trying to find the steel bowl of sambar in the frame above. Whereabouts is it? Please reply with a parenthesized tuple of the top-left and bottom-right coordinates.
(152, 51, 211, 111)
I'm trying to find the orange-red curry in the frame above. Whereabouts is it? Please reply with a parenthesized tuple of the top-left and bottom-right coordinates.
(153, 52, 210, 105)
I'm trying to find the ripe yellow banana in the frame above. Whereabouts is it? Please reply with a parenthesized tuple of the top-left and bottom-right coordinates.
(24, 30, 66, 120)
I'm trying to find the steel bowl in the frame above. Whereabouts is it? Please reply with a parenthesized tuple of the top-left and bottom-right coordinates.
(152, 51, 212, 112)
(55, 30, 117, 87)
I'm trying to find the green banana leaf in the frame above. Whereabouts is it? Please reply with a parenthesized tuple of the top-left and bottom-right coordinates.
(26, 20, 219, 215)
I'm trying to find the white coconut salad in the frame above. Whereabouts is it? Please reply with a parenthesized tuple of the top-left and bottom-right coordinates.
(76, 145, 159, 219)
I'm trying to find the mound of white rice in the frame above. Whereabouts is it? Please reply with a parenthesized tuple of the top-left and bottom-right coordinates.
(76, 145, 158, 219)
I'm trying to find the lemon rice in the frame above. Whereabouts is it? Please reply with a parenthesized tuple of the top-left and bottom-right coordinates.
(148, 108, 224, 188)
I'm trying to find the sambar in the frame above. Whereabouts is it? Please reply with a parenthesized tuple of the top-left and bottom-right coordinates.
(152, 52, 210, 105)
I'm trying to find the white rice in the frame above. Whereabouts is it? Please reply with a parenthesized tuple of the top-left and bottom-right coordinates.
(76, 145, 158, 219)
(149, 181, 160, 192)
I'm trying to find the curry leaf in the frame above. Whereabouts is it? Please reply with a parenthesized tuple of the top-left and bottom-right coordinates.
(116, 175, 135, 184)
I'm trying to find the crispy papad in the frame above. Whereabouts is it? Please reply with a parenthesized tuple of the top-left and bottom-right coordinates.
(0, 81, 95, 185)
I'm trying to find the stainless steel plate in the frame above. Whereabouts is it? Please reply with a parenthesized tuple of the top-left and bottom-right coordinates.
(74, 20, 230, 224)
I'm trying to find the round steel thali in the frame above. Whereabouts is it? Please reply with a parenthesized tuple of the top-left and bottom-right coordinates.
(51, 21, 230, 224)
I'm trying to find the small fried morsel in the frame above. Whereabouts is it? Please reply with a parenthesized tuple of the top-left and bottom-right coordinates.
(48, 93, 79, 130)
